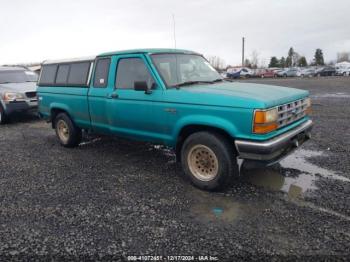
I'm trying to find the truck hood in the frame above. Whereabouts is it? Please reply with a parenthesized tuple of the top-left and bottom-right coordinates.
(165, 82, 309, 109)
(0, 82, 37, 94)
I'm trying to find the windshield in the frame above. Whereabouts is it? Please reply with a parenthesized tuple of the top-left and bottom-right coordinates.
(151, 54, 222, 87)
(0, 70, 38, 84)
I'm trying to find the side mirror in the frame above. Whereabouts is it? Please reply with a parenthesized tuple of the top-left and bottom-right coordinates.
(134, 81, 152, 94)
(134, 81, 148, 91)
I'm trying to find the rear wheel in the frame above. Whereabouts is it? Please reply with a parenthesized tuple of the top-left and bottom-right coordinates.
(0, 105, 8, 125)
(54, 113, 82, 147)
(261, 74, 265, 78)
(181, 131, 238, 191)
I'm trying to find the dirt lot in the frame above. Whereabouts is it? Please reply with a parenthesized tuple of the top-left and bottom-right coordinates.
(0, 77, 349, 260)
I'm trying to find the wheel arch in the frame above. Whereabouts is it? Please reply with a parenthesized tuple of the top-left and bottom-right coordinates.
(175, 122, 237, 161)
(50, 104, 72, 128)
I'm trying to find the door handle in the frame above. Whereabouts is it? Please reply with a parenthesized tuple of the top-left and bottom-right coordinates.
(108, 93, 119, 99)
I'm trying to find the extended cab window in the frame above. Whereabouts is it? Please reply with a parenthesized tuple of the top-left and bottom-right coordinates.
(55, 64, 70, 85)
(67, 62, 91, 86)
(93, 58, 110, 88)
(115, 58, 154, 89)
(39, 64, 58, 85)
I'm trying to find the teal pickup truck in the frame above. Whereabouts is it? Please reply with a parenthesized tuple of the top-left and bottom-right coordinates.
(37, 49, 313, 190)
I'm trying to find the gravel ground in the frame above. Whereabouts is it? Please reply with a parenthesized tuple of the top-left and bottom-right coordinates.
(0, 77, 349, 261)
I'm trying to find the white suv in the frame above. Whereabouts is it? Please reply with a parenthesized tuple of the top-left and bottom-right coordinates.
(336, 66, 350, 76)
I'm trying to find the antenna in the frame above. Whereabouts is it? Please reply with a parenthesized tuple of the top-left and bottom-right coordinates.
(172, 14, 177, 49)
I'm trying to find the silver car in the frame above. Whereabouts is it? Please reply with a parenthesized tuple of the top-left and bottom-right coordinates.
(0, 66, 38, 124)
(300, 68, 316, 77)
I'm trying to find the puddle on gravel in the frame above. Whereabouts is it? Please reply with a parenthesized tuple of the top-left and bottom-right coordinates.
(243, 149, 350, 199)
(191, 193, 241, 223)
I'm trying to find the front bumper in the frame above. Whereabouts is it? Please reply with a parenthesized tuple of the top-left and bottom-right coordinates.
(4, 100, 38, 115)
(235, 120, 313, 168)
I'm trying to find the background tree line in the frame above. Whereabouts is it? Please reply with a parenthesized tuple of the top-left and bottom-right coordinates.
(268, 47, 325, 68)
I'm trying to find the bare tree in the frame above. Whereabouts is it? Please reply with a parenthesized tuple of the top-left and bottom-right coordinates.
(337, 52, 350, 62)
(250, 50, 259, 68)
(207, 56, 226, 70)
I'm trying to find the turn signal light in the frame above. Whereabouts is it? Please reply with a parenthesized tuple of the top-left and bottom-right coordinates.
(253, 108, 278, 134)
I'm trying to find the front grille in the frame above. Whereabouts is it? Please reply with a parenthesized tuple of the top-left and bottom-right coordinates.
(25, 92, 37, 99)
(277, 98, 308, 128)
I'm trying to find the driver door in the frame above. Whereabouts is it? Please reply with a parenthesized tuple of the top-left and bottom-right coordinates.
(106, 54, 165, 143)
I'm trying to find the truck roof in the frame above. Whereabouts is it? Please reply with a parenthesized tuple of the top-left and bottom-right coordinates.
(41, 49, 200, 65)
(0, 65, 30, 71)
(42, 56, 95, 65)
(98, 48, 200, 57)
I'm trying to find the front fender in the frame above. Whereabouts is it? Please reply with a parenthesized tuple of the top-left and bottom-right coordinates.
(173, 115, 239, 142)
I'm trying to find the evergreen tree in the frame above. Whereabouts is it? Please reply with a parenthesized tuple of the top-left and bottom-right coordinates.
(298, 56, 308, 67)
(287, 47, 295, 66)
(288, 47, 294, 58)
(268, 57, 279, 67)
(279, 57, 286, 68)
(314, 49, 324, 65)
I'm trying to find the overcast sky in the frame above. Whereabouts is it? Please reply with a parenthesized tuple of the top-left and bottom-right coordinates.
(0, 0, 349, 66)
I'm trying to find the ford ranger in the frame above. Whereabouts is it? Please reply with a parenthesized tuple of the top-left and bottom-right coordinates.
(37, 49, 313, 191)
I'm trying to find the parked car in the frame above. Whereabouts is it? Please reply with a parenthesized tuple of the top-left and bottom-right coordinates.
(0, 66, 38, 124)
(272, 69, 284, 77)
(314, 67, 336, 77)
(335, 66, 350, 76)
(37, 49, 313, 191)
(255, 69, 275, 78)
(226, 68, 240, 79)
(226, 67, 253, 79)
(239, 67, 254, 78)
(277, 68, 301, 77)
(300, 68, 315, 78)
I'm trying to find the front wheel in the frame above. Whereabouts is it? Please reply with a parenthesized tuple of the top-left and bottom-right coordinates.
(181, 132, 238, 191)
(54, 113, 82, 147)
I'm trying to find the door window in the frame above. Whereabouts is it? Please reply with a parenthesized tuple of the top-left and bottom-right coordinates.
(115, 58, 154, 90)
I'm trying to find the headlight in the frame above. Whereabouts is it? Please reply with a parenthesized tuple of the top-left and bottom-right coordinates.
(3, 92, 25, 101)
(305, 97, 312, 114)
(253, 108, 278, 134)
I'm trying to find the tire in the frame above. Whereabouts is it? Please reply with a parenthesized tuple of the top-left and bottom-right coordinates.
(301, 74, 304, 78)
(0, 105, 8, 125)
(343, 72, 346, 76)
(181, 131, 238, 191)
(261, 75, 265, 78)
(283, 74, 287, 78)
(246, 74, 250, 78)
(54, 113, 82, 147)
(317, 73, 321, 77)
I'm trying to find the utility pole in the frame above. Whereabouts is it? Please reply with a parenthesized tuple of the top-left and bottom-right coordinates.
(172, 14, 177, 49)
(242, 37, 245, 67)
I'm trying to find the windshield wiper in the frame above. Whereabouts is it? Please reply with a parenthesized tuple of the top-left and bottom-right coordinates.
(210, 78, 224, 83)
(173, 80, 213, 88)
